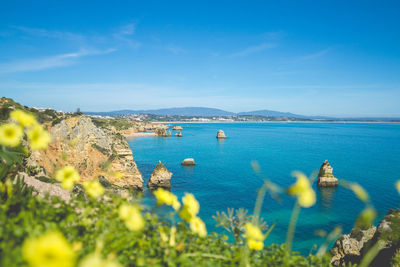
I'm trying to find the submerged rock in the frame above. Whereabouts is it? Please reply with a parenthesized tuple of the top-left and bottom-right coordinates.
(173, 125, 183, 131)
(317, 160, 338, 187)
(147, 161, 173, 189)
(181, 158, 196, 166)
(216, 130, 226, 139)
(175, 131, 183, 137)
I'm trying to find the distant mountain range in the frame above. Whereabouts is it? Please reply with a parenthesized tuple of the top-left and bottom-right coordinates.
(84, 107, 312, 118)
(84, 107, 399, 121)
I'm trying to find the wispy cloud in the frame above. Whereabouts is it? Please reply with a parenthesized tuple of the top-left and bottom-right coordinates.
(261, 31, 287, 40)
(296, 48, 331, 62)
(12, 23, 140, 49)
(229, 43, 277, 58)
(0, 48, 115, 74)
(165, 44, 187, 55)
(12, 26, 86, 42)
(117, 23, 136, 35)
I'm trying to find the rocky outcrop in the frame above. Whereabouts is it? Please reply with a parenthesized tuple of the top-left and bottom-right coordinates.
(317, 160, 338, 187)
(173, 125, 183, 131)
(181, 158, 196, 166)
(216, 130, 226, 139)
(153, 125, 170, 137)
(28, 116, 144, 190)
(168, 130, 172, 136)
(330, 226, 376, 266)
(147, 161, 172, 189)
(331, 209, 400, 266)
(175, 131, 182, 137)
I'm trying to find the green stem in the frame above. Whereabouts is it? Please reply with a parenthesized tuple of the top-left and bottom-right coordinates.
(286, 201, 301, 252)
(252, 182, 269, 224)
(359, 240, 384, 267)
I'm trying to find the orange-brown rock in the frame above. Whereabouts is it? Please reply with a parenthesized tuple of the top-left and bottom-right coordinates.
(28, 116, 143, 190)
(147, 161, 172, 189)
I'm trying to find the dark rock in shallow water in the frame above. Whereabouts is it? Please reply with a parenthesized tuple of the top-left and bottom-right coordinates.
(317, 160, 338, 187)
(181, 158, 196, 166)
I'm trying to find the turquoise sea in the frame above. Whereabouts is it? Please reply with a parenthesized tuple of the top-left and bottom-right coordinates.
(127, 123, 400, 253)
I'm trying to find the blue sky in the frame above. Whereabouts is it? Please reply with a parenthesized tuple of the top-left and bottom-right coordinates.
(0, 1, 399, 117)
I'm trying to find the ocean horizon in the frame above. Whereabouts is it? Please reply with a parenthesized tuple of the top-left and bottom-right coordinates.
(127, 122, 400, 254)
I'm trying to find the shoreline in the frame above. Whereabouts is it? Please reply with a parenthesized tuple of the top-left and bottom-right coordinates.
(123, 132, 156, 138)
(152, 120, 400, 124)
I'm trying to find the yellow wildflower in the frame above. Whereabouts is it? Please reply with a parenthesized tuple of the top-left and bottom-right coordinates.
(0, 123, 23, 147)
(396, 180, 400, 195)
(245, 223, 264, 241)
(10, 110, 37, 128)
(118, 204, 144, 231)
(287, 172, 316, 208)
(78, 253, 122, 267)
(349, 183, 369, 203)
(355, 207, 377, 229)
(189, 216, 207, 237)
(179, 193, 200, 221)
(248, 239, 264, 250)
(27, 125, 51, 150)
(83, 180, 105, 198)
(154, 188, 181, 210)
(56, 166, 80, 190)
(22, 231, 75, 267)
(245, 223, 265, 250)
(169, 226, 177, 246)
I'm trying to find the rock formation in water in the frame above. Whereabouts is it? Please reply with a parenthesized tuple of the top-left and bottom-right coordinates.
(181, 158, 196, 166)
(28, 116, 144, 190)
(330, 209, 400, 266)
(167, 130, 172, 136)
(175, 131, 183, 137)
(216, 130, 226, 139)
(153, 126, 170, 137)
(317, 160, 338, 187)
(173, 125, 183, 131)
(147, 161, 172, 189)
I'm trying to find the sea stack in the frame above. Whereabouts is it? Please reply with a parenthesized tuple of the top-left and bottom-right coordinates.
(147, 161, 172, 189)
(173, 125, 183, 131)
(317, 160, 338, 187)
(167, 130, 172, 136)
(181, 158, 196, 166)
(175, 131, 182, 137)
(216, 130, 226, 139)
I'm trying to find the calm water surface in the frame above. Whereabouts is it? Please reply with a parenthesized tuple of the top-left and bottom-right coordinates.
(127, 123, 400, 253)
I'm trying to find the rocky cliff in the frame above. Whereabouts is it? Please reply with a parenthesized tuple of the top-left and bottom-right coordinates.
(331, 209, 400, 266)
(28, 116, 144, 190)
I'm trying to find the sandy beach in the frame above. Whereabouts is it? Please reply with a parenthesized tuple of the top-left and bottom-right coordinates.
(123, 132, 156, 138)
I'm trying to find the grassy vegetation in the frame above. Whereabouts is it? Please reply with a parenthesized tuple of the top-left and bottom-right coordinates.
(91, 117, 133, 130)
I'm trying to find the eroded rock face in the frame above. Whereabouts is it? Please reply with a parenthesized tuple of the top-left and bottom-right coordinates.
(175, 131, 182, 137)
(330, 226, 376, 266)
(147, 161, 172, 189)
(317, 160, 338, 187)
(330, 209, 400, 266)
(216, 130, 226, 139)
(28, 116, 143, 190)
(181, 158, 196, 166)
